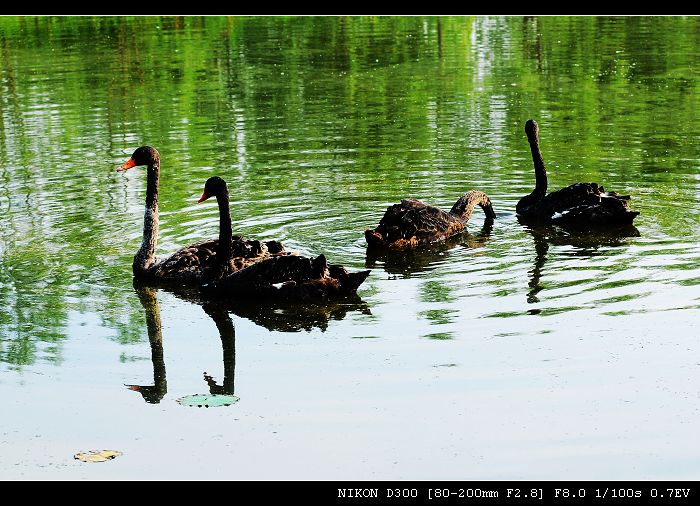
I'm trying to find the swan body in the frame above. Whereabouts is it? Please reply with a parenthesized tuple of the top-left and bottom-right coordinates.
(119, 147, 286, 282)
(140, 235, 285, 283)
(365, 219, 494, 274)
(516, 120, 639, 227)
(365, 191, 496, 249)
(201, 253, 371, 302)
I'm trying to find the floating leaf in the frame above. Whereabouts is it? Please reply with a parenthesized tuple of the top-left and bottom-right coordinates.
(176, 394, 239, 408)
(74, 450, 123, 463)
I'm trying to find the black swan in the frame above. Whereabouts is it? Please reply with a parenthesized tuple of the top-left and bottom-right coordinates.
(365, 218, 494, 275)
(196, 175, 290, 278)
(118, 147, 285, 282)
(194, 176, 371, 302)
(516, 120, 639, 227)
(365, 191, 496, 249)
(202, 253, 371, 302)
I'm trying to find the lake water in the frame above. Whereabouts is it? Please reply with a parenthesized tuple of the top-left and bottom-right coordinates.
(1, 16, 699, 480)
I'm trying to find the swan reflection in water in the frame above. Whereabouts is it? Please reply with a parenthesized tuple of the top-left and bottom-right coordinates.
(365, 218, 494, 276)
(126, 280, 370, 404)
(125, 283, 235, 405)
(126, 284, 168, 404)
(200, 302, 235, 397)
(522, 220, 640, 307)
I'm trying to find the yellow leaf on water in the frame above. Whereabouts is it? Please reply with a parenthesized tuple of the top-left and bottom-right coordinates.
(74, 450, 123, 463)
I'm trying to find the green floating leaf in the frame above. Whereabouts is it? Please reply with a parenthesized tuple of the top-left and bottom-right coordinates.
(74, 450, 123, 463)
(176, 394, 239, 408)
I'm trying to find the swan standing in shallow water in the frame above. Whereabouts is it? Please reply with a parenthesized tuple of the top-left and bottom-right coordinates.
(118, 147, 285, 283)
(516, 120, 639, 227)
(365, 191, 496, 249)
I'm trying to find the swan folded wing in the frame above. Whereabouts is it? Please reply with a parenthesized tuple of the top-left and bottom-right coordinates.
(150, 236, 289, 281)
(228, 237, 290, 271)
(202, 255, 371, 301)
(545, 183, 638, 226)
(367, 199, 461, 247)
(263, 240, 286, 254)
(229, 237, 265, 258)
(538, 183, 604, 214)
(400, 202, 462, 241)
(150, 239, 218, 281)
(209, 255, 328, 289)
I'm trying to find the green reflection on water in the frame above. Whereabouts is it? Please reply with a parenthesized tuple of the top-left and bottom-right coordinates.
(419, 308, 457, 325)
(424, 332, 454, 340)
(1, 16, 700, 367)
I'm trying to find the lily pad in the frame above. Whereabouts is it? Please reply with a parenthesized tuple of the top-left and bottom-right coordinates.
(74, 450, 123, 463)
(176, 394, 239, 408)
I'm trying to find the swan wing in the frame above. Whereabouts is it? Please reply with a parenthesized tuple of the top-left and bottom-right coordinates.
(373, 199, 457, 243)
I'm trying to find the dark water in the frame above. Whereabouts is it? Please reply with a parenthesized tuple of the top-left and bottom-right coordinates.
(1, 16, 699, 479)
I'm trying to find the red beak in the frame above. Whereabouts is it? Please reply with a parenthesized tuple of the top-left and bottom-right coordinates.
(117, 158, 137, 172)
(198, 192, 209, 203)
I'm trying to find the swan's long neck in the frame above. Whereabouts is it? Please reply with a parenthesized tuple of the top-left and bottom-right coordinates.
(527, 126, 548, 198)
(216, 188, 233, 262)
(134, 162, 160, 276)
(449, 190, 497, 222)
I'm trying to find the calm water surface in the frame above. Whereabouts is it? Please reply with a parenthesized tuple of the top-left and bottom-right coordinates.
(1, 16, 700, 479)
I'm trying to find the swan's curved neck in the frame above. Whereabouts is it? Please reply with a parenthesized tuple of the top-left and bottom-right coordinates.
(528, 128, 548, 197)
(216, 189, 232, 261)
(449, 190, 497, 222)
(134, 161, 160, 275)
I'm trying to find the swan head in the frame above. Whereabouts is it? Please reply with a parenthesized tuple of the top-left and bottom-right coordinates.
(525, 119, 539, 138)
(118, 146, 160, 172)
(198, 176, 228, 203)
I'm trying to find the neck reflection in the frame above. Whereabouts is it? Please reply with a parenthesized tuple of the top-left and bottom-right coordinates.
(126, 284, 167, 404)
(125, 284, 237, 404)
(201, 302, 236, 396)
(523, 222, 640, 309)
